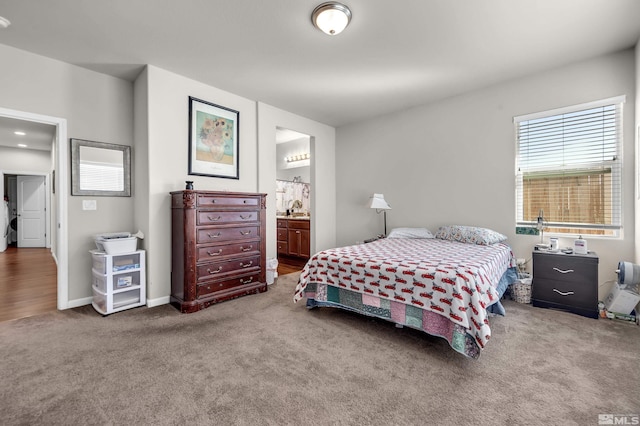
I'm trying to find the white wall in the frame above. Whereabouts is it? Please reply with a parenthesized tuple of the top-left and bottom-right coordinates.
(139, 65, 258, 302)
(258, 102, 336, 260)
(636, 39, 640, 265)
(0, 147, 51, 172)
(137, 66, 336, 305)
(337, 49, 636, 299)
(0, 43, 134, 302)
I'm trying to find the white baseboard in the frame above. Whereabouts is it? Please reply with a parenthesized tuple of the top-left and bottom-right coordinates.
(67, 296, 169, 310)
(67, 296, 93, 309)
(147, 295, 170, 308)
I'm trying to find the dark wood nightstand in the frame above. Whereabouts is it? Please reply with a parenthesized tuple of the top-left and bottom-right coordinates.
(531, 250, 599, 318)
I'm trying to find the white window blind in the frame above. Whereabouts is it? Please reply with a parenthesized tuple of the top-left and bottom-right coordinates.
(515, 97, 623, 236)
(79, 162, 125, 191)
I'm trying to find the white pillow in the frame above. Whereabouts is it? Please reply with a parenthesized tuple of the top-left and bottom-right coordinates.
(387, 227, 434, 239)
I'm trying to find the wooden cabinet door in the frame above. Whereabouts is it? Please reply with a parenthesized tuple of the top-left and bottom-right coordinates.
(288, 228, 301, 256)
(300, 229, 310, 258)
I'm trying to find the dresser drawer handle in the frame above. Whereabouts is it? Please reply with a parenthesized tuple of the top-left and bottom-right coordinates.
(240, 230, 252, 235)
(240, 261, 253, 268)
(207, 232, 222, 239)
(240, 214, 251, 220)
(208, 215, 222, 221)
(240, 245, 252, 252)
(240, 277, 254, 284)
(553, 288, 575, 296)
(296, 230, 301, 234)
(552, 268, 574, 274)
(207, 266, 223, 274)
(207, 249, 223, 256)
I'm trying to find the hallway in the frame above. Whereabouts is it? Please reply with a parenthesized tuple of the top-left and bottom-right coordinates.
(0, 247, 57, 322)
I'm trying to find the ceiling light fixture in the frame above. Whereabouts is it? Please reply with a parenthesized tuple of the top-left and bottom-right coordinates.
(0, 16, 10, 29)
(312, 2, 352, 35)
(14, 131, 26, 136)
(18, 144, 27, 148)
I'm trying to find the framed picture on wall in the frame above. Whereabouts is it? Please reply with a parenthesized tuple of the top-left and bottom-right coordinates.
(188, 96, 239, 179)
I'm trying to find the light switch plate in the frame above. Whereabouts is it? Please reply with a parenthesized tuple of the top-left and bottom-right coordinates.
(83, 200, 97, 210)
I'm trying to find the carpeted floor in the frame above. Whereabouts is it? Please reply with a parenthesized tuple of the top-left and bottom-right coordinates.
(0, 272, 638, 425)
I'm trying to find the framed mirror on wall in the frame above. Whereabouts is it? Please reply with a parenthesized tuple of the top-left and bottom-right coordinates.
(70, 138, 131, 196)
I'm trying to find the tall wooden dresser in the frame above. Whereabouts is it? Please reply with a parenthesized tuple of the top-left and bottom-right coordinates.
(170, 190, 267, 313)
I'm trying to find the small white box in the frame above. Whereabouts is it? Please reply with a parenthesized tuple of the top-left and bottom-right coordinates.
(604, 282, 640, 315)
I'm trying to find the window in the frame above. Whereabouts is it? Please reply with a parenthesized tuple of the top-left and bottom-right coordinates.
(515, 97, 624, 237)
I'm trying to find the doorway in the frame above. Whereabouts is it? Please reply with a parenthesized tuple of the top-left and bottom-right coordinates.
(275, 128, 311, 275)
(0, 107, 69, 311)
(5, 174, 49, 248)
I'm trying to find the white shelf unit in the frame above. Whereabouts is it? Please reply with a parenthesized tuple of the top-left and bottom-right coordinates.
(90, 249, 146, 315)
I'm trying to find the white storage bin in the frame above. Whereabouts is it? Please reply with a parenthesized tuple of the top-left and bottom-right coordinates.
(95, 236, 138, 255)
(92, 253, 107, 274)
(92, 251, 142, 273)
(112, 253, 141, 272)
(90, 249, 146, 315)
(92, 286, 107, 313)
(113, 290, 140, 309)
(114, 271, 140, 290)
(92, 270, 108, 293)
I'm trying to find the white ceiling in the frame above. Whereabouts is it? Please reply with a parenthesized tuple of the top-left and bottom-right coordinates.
(0, 116, 56, 151)
(0, 0, 639, 131)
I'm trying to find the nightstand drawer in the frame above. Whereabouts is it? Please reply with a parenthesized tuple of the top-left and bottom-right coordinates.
(531, 250, 599, 318)
(533, 254, 597, 282)
(532, 278, 596, 309)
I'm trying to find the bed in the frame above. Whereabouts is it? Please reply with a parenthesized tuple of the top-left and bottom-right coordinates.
(293, 226, 518, 359)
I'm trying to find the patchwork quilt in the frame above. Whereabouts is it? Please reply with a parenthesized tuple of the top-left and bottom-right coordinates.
(294, 238, 516, 358)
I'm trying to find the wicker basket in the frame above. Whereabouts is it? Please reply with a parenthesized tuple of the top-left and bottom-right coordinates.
(511, 274, 532, 304)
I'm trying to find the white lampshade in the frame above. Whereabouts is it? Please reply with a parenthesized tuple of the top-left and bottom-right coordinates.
(368, 193, 391, 210)
(312, 2, 352, 35)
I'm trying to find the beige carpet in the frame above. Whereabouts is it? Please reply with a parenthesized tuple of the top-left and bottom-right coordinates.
(0, 272, 638, 425)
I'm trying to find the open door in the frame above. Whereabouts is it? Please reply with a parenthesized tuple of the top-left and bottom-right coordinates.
(17, 175, 46, 248)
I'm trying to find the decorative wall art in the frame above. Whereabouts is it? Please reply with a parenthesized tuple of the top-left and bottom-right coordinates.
(188, 96, 239, 179)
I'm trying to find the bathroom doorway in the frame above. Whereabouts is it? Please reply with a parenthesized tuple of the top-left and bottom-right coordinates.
(275, 128, 311, 274)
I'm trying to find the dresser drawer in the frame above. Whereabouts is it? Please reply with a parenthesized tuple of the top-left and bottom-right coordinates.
(198, 210, 258, 225)
(197, 194, 259, 207)
(277, 219, 288, 228)
(197, 226, 260, 243)
(197, 272, 261, 298)
(197, 255, 261, 280)
(277, 228, 287, 241)
(196, 241, 260, 261)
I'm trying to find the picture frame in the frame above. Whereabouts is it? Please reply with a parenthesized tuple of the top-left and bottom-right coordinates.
(188, 96, 239, 179)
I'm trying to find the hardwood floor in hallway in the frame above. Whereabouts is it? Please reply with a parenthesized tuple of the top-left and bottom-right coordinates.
(0, 246, 57, 323)
(277, 255, 306, 276)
